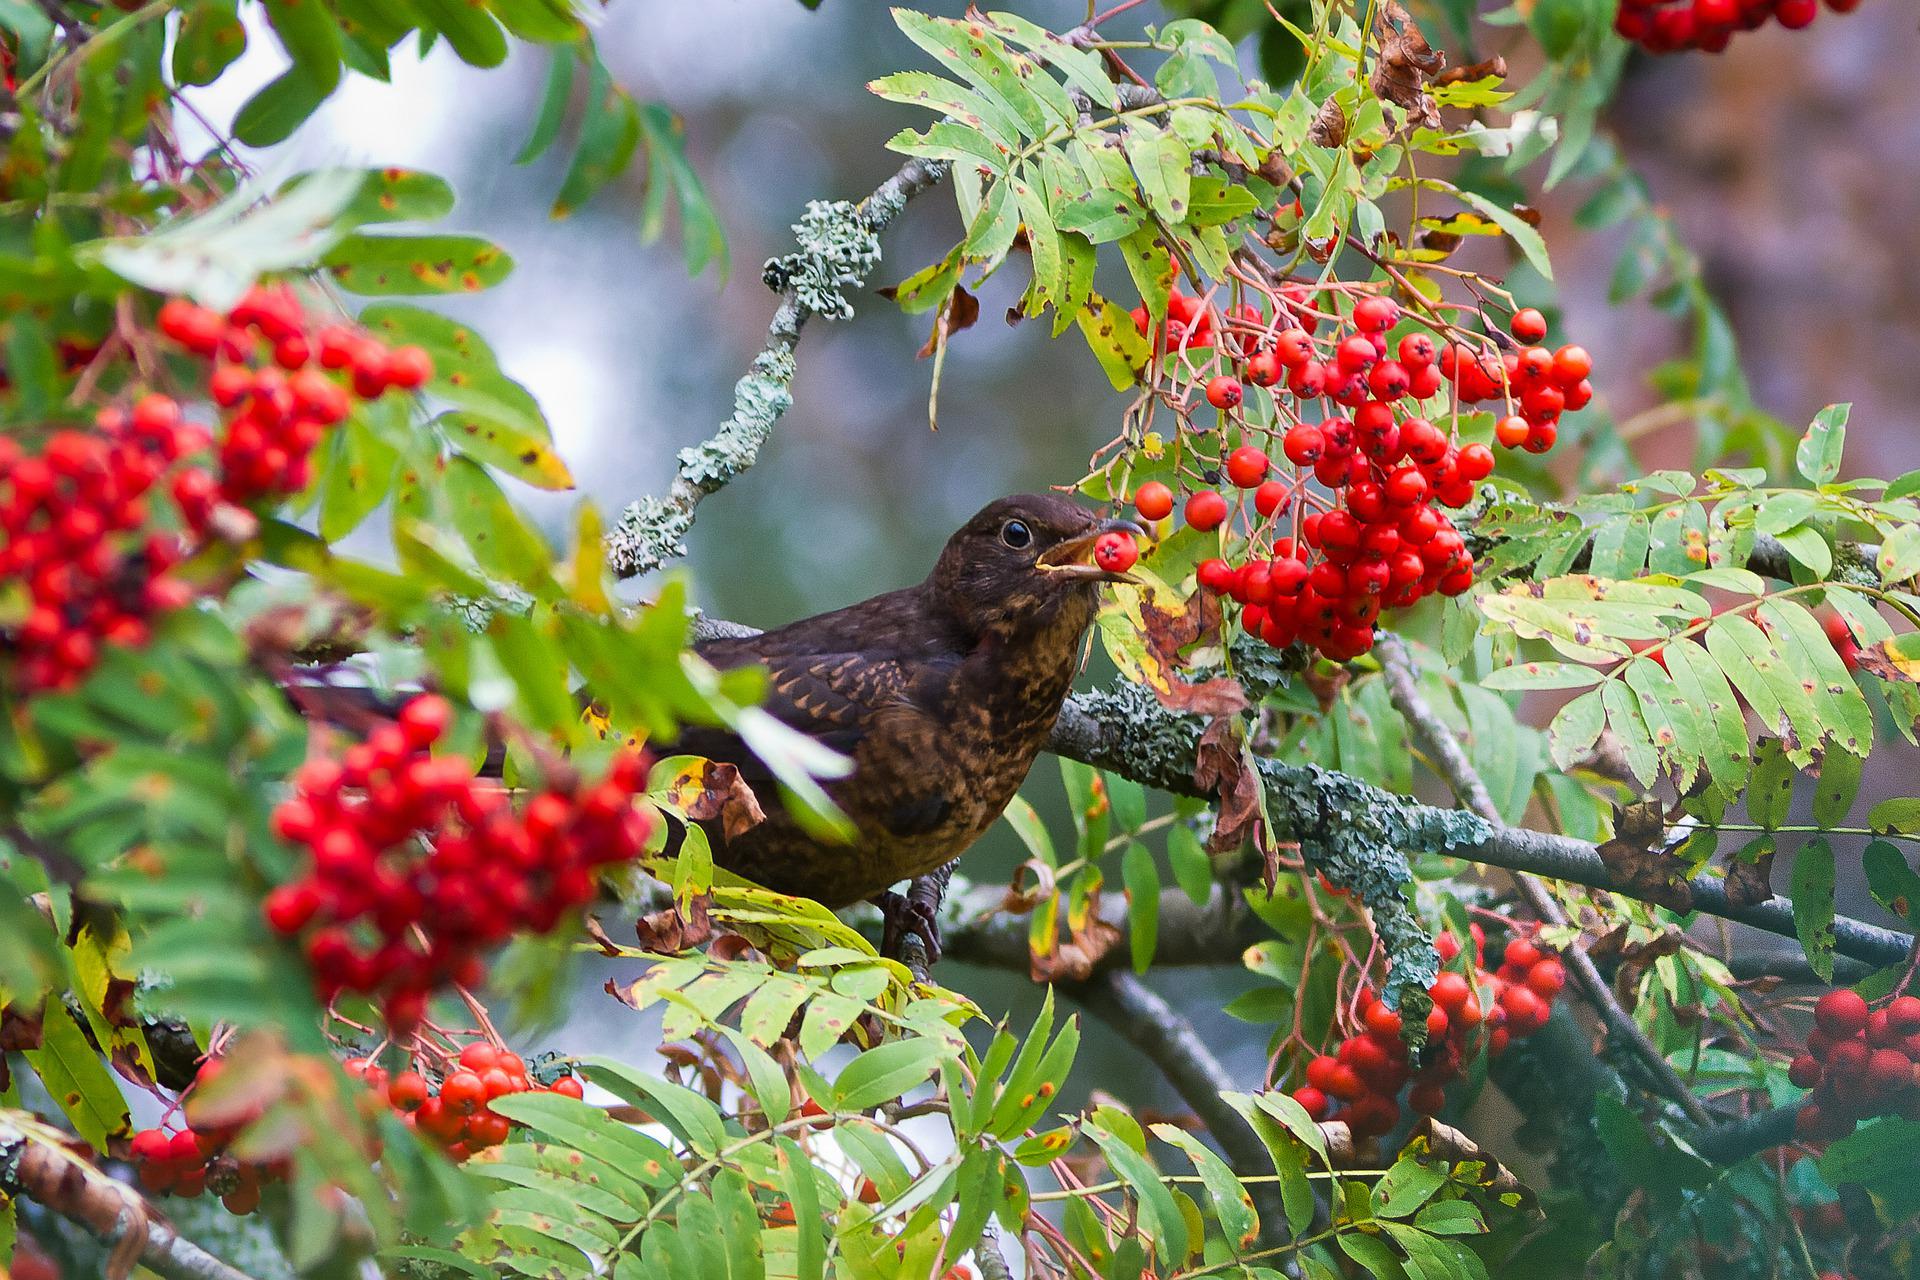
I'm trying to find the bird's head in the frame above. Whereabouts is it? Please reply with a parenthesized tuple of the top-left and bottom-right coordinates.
(929, 494, 1143, 639)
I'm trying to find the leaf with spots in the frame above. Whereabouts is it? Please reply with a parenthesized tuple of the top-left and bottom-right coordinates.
(1746, 740, 1796, 829)
(172, 0, 247, 88)
(1863, 840, 1920, 920)
(322, 232, 514, 296)
(1153, 1124, 1260, 1256)
(434, 411, 573, 490)
(20, 996, 129, 1152)
(1120, 119, 1193, 225)
(1790, 837, 1837, 981)
(443, 455, 556, 588)
(359, 303, 550, 435)
(1646, 500, 1709, 575)
(1795, 403, 1850, 485)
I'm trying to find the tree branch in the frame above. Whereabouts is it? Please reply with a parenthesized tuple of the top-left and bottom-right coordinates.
(1372, 633, 1714, 1127)
(0, 1126, 260, 1280)
(1065, 971, 1289, 1245)
(605, 157, 949, 580)
(1047, 681, 1914, 969)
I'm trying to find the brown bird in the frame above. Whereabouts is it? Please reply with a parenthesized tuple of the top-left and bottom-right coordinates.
(668, 494, 1140, 958)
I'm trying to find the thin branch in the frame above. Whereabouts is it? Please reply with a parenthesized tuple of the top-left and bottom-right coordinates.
(1, 1130, 260, 1280)
(1066, 971, 1290, 1247)
(1686, 1102, 1799, 1166)
(1372, 633, 1714, 1127)
(605, 157, 949, 580)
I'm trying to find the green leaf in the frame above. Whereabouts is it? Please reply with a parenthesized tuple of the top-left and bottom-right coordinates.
(832, 1037, 949, 1111)
(776, 1136, 826, 1280)
(518, 47, 578, 164)
(1878, 525, 1920, 585)
(1812, 749, 1862, 826)
(443, 454, 555, 586)
(21, 996, 129, 1152)
(1746, 740, 1796, 829)
(1122, 841, 1159, 974)
(233, 65, 334, 147)
(412, 0, 509, 66)
(359, 303, 549, 432)
(1547, 688, 1606, 771)
(435, 411, 574, 489)
(1167, 823, 1212, 907)
(1075, 297, 1151, 391)
(577, 1057, 726, 1156)
(1121, 120, 1193, 223)
(1453, 185, 1553, 281)
(1870, 798, 1920, 835)
(322, 233, 514, 295)
(1480, 661, 1603, 691)
(1795, 404, 1850, 484)
(555, 62, 641, 217)
(1152, 1124, 1259, 1255)
(1862, 840, 1919, 920)
(1086, 1119, 1189, 1266)
(1375, 1155, 1447, 1218)
(172, 0, 247, 87)
(1790, 837, 1837, 982)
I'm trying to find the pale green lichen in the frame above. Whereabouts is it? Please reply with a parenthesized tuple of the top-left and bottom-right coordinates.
(761, 199, 883, 321)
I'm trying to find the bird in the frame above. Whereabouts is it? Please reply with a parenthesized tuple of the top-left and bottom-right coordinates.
(664, 493, 1141, 959)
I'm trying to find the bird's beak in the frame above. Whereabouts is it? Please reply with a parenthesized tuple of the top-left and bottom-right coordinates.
(1036, 518, 1147, 584)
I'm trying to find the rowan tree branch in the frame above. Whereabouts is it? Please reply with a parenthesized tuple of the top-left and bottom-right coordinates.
(1372, 633, 1715, 1127)
(0, 1126, 260, 1280)
(605, 157, 949, 580)
(1046, 681, 1915, 969)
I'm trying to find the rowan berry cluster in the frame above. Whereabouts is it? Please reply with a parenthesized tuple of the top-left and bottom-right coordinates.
(1291, 927, 1568, 1138)
(1124, 291, 1593, 662)
(0, 418, 197, 691)
(0, 287, 429, 695)
(126, 1058, 285, 1215)
(1613, 0, 1862, 53)
(349, 1042, 584, 1163)
(157, 287, 429, 509)
(262, 695, 652, 1030)
(1790, 990, 1920, 1142)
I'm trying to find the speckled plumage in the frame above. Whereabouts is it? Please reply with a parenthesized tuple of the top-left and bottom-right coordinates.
(670, 494, 1134, 907)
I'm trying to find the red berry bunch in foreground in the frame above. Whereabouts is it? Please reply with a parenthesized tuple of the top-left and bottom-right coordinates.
(1133, 291, 1593, 663)
(1614, 0, 1862, 53)
(1292, 928, 1567, 1138)
(127, 1058, 285, 1214)
(351, 1042, 584, 1163)
(0, 418, 198, 691)
(157, 286, 430, 510)
(263, 695, 651, 1029)
(1791, 990, 1920, 1142)
(0, 287, 429, 695)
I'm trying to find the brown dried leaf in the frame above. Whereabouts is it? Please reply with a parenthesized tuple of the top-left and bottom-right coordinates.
(916, 283, 980, 359)
(1723, 844, 1775, 907)
(1370, 1, 1444, 130)
(1030, 912, 1122, 983)
(1856, 636, 1920, 684)
(1308, 97, 1348, 148)
(1432, 55, 1508, 89)
(664, 760, 765, 842)
(636, 894, 715, 953)
(583, 914, 624, 956)
(1196, 717, 1268, 884)
(1610, 928, 1687, 1005)
(1597, 802, 1692, 911)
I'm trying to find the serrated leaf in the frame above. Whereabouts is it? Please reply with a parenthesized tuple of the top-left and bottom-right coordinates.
(1480, 661, 1603, 691)
(832, 1037, 949, 1112)
(1120, 119, 1192, 223)
(22, 996, 129, 1152)
(1452, 185, 1552, 280)
(1790, 837, 1837, 981)
(1547, 688, 1606, 770)
(1154, 1124, 1259, 1254)
(1878, 526, 1920, 585)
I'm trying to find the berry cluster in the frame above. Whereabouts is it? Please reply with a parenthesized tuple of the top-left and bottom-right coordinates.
(1790, 990, 1920, 1142)
(1613, 0, 1862, 53)
(127, 1058, 284, 1214)
(157, 287, 429, 508)
(0, 288, 429, 694)
(0, 418, 197, 691)
(1291, 928, 1567, 1138)
(1124, 293, 1593, 663)
(264, 695, 651, 1029)
(349, 1042, 584, 1163)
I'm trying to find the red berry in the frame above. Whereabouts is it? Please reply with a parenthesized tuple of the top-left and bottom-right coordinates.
(1132, 481, 1174, 522)
(440, 1071, 486, 1114)
(1093, 531, 1138, 574)
(1225, 446, 1270, 488)
(1815, 989, 1870, 1039)
(1510, 308, 1547, 344)
(1205, 376, 1244, 410)
(1353, 295, 1399, 333)
(1197, 558, 1236, 594)
(1184, 490, 1229, 532)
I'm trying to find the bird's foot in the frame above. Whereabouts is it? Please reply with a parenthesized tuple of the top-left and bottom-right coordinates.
(874, 890, 943, 966)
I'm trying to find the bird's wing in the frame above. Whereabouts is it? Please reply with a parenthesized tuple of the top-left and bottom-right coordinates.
(667, 648, 943, 766)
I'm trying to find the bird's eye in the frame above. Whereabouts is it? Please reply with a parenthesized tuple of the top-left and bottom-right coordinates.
(1001, 519, 1033, 549)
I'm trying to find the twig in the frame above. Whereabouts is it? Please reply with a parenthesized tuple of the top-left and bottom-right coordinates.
(1, 1127, 261, 1280)
(1685, 1102, 1799, 1165)
(1371, 633, 1715, 1127)
(605, 157, 949, 580)
(1066, 972, 1290, 1247)
(974, 1220, 1017, 1280)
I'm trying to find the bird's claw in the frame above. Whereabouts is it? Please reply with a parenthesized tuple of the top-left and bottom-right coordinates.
(874, 890, 943, 966)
